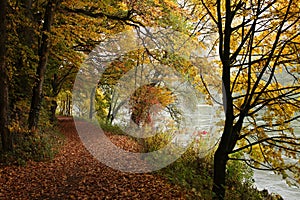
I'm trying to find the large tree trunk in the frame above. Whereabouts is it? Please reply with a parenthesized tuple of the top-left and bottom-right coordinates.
(212, 145, 228, 200)
(0, 0, 13, 152)
(28, 0, 60, 131)
(212, 117, 243, 200)
(212, 64, 233, 200)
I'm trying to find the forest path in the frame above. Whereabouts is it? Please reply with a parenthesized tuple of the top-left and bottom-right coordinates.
(0, 117, 190, 199)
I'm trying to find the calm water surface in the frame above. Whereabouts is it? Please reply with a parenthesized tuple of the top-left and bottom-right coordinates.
(254, 170, 300, 200)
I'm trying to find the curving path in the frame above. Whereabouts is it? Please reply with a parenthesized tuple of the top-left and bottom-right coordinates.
(0, 117, 191, 199)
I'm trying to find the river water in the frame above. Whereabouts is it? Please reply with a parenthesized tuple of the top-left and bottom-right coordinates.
(253, 170, 300, 200)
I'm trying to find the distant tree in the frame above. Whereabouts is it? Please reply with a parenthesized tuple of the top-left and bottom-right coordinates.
(129, 83, 175, 127)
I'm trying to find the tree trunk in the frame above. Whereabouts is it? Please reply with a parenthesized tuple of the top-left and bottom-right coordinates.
(0, 0, 13, 152)
(89, 87, 96, 119)
(50, 73, 58, 122)
(50, 100, 58, 122)
(28, 0, 59, 131)
(212, 146, 228, 200)
(60, 100, 65, 115)
(67, 93, 71, 116)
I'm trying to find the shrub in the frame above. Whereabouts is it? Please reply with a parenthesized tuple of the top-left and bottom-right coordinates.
(0, 121, 64, 166)
(143, 130, 173, 152)
(157, 146, 214, 199)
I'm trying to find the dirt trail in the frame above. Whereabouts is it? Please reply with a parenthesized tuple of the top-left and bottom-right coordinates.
(0, 117, 190, 199)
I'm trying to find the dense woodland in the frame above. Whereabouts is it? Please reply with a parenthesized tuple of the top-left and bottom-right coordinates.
(0, 0, 300, 199)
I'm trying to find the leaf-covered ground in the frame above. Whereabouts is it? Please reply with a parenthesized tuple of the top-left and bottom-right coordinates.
(0, 117, 193, 199)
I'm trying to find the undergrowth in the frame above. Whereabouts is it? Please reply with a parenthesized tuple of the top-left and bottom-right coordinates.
(128, 130, 281, 199)
(0, 120, 64, 166)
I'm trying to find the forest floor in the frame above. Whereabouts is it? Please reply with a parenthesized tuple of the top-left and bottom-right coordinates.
(0, 117, 193, 199)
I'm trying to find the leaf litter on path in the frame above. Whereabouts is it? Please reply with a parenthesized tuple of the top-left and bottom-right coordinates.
(0, 117, 193, 199)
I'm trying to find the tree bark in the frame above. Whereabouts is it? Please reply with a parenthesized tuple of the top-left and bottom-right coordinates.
(50, 100, 58, 122)
(66, 93, 71, 116)
(28, 0, 60, 131)
(212, 117, 232, 200)
(212, 144, 228, 200)
(50, 73, 58, 122)
(0, 0, 13, 152)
